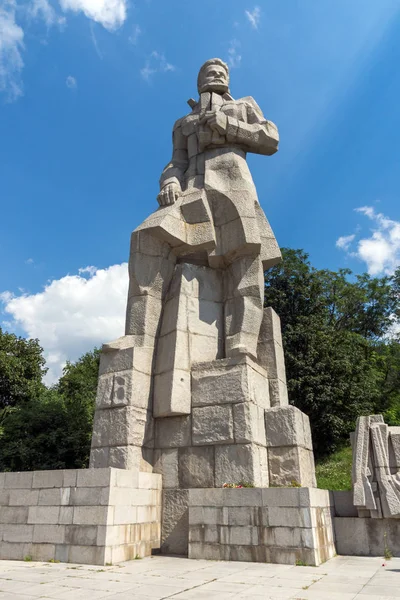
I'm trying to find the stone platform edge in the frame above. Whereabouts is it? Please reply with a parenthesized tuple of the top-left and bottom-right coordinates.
(0, 468, 161, 565)
(188, 487, 336, 566)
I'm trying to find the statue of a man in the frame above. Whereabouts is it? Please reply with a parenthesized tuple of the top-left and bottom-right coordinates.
(125, 58, 281, 359)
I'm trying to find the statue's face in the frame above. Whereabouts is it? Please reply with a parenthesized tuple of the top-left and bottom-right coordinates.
(199, 64, 229, 94)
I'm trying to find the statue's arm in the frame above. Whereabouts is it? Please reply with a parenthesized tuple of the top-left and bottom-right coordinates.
(226, 97, 279, 156)
(158, 120, 188, 205)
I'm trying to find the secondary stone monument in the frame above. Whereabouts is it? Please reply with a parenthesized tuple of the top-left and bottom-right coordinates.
(333, 415, 400, 557)
(89, 58, 318, 558)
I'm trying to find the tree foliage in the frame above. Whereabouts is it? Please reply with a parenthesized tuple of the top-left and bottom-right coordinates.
(0, 329, 46, 420)
(264, 249, 400, 457)
(0, 348, 99, 471)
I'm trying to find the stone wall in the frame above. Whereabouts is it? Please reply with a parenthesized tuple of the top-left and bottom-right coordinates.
(334, 517, 400, 557)
(0, 468, 161, 565)
(188, 487, 336, 566)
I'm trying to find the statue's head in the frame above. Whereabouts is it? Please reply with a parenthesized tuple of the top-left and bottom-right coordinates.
(197, 58, 230, 94)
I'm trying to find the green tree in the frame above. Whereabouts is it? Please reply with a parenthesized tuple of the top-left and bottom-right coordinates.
(0, 349, 100, 471)
(0, 328, 46, 424)
(264, 249, 399, 457)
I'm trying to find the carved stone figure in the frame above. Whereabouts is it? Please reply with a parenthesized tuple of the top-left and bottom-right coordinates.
(352, 415, 400, 518)
(90, 60, 316, 520)
(125, 58, 281, 362)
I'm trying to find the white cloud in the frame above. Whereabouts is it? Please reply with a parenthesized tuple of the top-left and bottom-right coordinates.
(245, 6, 261, 30)
(336, 234, 355, 251)
(59, 0, 127, 30)
(128, 23, 141, 45)
(337, 206, 400, 276)
(0, 0, 24, 102)
(25, 257, 34, 265)
(141, 51, 175, 82)
(29, 0, 66, 27)
(0, 263, 129, 384)
(227, 39, 241, 69)
(66, 74, 77, 88)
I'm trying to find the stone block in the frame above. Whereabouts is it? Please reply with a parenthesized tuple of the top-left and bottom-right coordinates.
(68, 545, 105, 565)
(59, 507, 73, 525)
(153, 449, 179, 489)
(116, 469, 139, 488)
(0, 541, 31, 561)
(331, 491, 358, 517)
(113, 506, 137, 525)
(38, 488, 70, 506)
(76, 468, 112, 488)
(227, 506, 260, 526)
(0, 507, 29, 524)
(192, 405, 234, 445)
(5, 472, 33, 489)
(33, 525, 65, 544)
(189, 541, 229, 560)
(233, 402, 266, 445)
(28, 506, 60, 525)
(138, 472, 162, 490)
(161, 490, 189, 556)
(99, 341, 153, 376)
(63, 470, 78, 487)
(189, 488, 224, 507)
(30, 543, 56, 562)
(155, 330, 190, 375)
(155, 415, 191, 448)
(229, 544, 266, 562)
(268, 378, 289, 407)
(96, 369, 152, 411)
(268, 506, 305, 528)
(32, 470, 63, 489)
(2, 524, 33, 543)
(215, 444, 268, 487)
(178, 446, 215, 488)
(153, 369, 191, 417)
(70, 487, 107, 506)
(0, 472, 4, 487)
(268, 445, 316, 488)
(8, 489, 39, 506)
(261, 488, 301, 508)
(72, 506, 112, 526)
(222, 488, 262, 507)
(265, 405, 312, 449)
(0, 490, 9, 505)
(65, 525, 98, 546)
(91, 406, 154, 449)
(191, 356, 269, 410)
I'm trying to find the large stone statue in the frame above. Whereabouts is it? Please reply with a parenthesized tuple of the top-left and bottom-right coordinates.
(125, 58, 281, 365)
(90, 60, 316, 551)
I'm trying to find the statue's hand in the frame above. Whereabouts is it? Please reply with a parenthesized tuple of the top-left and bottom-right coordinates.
(200, 110, 227, 135)
(157, 182, 181, 206)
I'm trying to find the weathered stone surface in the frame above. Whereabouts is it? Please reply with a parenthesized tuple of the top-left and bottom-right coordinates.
(352, 415, 400, 518)
(191, 356, 269, 409)
(155, 415, 191, 448)
(215, 443, 268, 487)
(192, 405, 234, 445)
(265, 405, 313, 449)
(334, 517, 400, 557)
(153, 448, 179, 489)
(178, 447, 215, 488)
(268, 446, 316, 488)
(161, 490, 189, 555)
(233, 402, 266, 445)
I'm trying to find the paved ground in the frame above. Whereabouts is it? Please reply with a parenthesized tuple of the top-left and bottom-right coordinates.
(0, 555, 399, 600)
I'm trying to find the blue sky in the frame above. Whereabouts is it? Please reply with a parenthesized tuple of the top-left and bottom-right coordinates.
(1, 0, 400, 382)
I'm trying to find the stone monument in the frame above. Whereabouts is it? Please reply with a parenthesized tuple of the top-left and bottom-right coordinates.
(0, 59, 337, 567)
(352, 415, 400, 518)
(89, 58, 317, 555)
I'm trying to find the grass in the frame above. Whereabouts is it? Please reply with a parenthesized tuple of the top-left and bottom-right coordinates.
(315, 445, 353, 491)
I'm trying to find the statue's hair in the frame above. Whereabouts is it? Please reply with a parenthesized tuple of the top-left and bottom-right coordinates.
(197, 58, 230, 93)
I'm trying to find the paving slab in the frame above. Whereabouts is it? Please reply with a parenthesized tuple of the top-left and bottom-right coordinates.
(0, 555, 398, 599)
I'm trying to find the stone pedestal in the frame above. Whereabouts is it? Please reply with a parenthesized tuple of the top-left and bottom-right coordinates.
(188, 487, 336, 566)
(0, 468, 161, 565)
